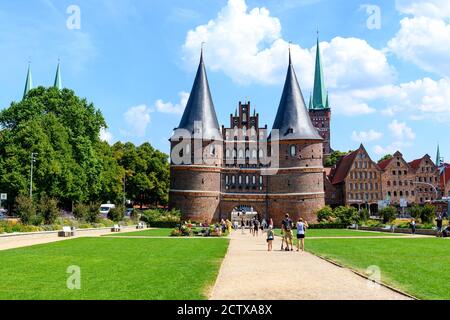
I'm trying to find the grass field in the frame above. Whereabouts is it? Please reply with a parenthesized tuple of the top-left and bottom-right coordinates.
(306, 238, 450, 300)
(0, 237, 229, 300)
(105, 228, 173, 237)
(274, 228, 405, 238)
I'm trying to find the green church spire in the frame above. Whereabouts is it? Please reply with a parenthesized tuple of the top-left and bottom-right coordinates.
(312, 35, 328, 110)
(54, 61, 62, 90)
(23, 63, 33, 99)
(436, 143, 442, 166)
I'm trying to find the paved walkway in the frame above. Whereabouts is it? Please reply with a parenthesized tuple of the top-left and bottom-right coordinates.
(0, 226, 141, 251)
(210, 231, 412, 300)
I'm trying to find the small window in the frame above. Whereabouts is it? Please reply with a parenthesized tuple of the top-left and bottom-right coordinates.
(290, 145, 296, 157)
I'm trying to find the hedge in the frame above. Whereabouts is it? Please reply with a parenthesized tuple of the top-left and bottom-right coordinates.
(147, 221, 179, 229)
(307, 223, 348, 229)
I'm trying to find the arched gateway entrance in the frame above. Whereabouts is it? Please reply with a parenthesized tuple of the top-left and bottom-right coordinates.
(231, 205, 258, 226)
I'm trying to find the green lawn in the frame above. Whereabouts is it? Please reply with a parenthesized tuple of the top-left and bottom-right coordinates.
(274, 228, 405, 238)
(105, 228, 173, 237)
(306, 238, 450, 300)
(0, 237, 229, 300)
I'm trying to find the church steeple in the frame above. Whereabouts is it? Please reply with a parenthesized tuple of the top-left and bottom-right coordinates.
(312, 35, 328, 110)
(175, 50, 220, 140)
(436, 143, 442, 167)
(23, 63, 33, 99)
(54, 61, 62, 90)
(271, 51, 322, 141)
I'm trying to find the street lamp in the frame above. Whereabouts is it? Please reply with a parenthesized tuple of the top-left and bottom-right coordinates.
(29, 152, 38, 198)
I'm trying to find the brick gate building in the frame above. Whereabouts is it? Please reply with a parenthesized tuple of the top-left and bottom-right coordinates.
(169, 50, 325, 226)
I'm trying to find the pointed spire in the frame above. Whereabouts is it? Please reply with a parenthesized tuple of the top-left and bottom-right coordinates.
(312, 33, 328, 110)
(436, 143, 441, 167)
(175, 49, 220, 140)
(23, 63, 33, 99)
(271, 51, 322, 141)
(54, 61, 62, 90)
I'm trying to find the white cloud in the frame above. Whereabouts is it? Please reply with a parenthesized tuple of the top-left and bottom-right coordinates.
(123, 105, 151, 137)
(351, 130, 383, 143)
(182, 0, 394, 89)
(99, 128, 113, 144)
(155, 91, 190, 115)
(395, 0, 450, 19)
(329, 93, 376, 116)
(388, 120, 416, 141)
(387, 16, 450, 77)
(373, 120, 415, 155)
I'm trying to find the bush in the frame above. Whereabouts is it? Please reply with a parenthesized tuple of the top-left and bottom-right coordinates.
(108, 205, 125, 222)
(14, 194, 36, 225)
(333, 206, 360, 226)
(140, 209, 181, 224)
(359, 208, 370, 223)
(317, 206, 334, 223)
(37, 195, 59, 225)
(420, 204, 436, 224)
(85, 203, 100, 223)
(410, 205, 422, 220)
(307, 223, 347, 229)
(379, 206, 397, 223)
(148, 221, 179, 229)
(73, 203, 89, 220)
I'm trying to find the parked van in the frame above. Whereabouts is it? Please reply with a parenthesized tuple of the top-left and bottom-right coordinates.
(99, 204, 116, 216)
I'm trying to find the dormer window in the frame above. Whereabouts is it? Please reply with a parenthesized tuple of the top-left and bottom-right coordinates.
(290, 145, 296, 157)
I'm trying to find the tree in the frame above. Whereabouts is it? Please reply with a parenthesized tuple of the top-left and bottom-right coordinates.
(73, 203, 89, 220)
(379, 206, 397, 223)
(359, 208, 370, 222)
(317, 206, 334, 223)
(420, 204, 436, 224)
(333, 206, 360, 225)
(410, 205, 422, 219)
(37, 194, 59, 224)
(324, 150, 353, 167)
(14, 194, 36, 225)
(108, 205, 125, 222)
(378, 154, 393, 163)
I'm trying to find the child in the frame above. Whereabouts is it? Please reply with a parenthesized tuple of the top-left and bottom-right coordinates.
(267, 226, 274, 251)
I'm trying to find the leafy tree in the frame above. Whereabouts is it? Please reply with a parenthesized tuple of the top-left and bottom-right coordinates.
(14, 194, 36, 225)
(379, 206, 397, 223)
(324, 150, 353, 167)
(85, 203, 100, 223)
(359, 208, 370, 222)
(73, 203, 89, 220)
(378, 154, 393, 163)
(317, 206, 334, 223)
(37, 194, 59, 224)
(333, 206, 359, 225)
(420, 204, 436, 224)
(410, 204, 422, 219)
(108, 205, 125, 222)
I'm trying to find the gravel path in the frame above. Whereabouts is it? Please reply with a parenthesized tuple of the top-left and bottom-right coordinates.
(209, 230, 412, 300)
(0, 226, 142, 251)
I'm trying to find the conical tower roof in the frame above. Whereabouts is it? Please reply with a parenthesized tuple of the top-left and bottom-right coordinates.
(174, 51, 221, 140)
(54, 62, 62, 90)
(23, 64, 33, 99)
(311, 37, 328, 110)
(271, 52, 322, 141)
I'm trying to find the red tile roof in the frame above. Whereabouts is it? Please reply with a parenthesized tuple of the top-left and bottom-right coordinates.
(378, 157, 393, 170)
(331, 149, 359, 184)
(441, 166, 450, 185)
(408, 158, 422, 171)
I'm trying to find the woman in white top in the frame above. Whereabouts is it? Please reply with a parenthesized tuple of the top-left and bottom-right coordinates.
(296, 218, 309, 252)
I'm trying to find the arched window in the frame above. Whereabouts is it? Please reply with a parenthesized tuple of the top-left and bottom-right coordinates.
(259, 176, 263, 185)
(252, 149, 257, 159)
(252, 176, 256, 184)
(245, 176, 249, 185)
(225, 176, 229, 184)
(238, 149, 244, 159)
(232, 176, 236, 184)
(259, 149, 264, 158)
(290, 145, 296, 157)
(239, 175, 243, 184)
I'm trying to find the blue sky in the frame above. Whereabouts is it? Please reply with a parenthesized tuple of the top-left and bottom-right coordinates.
(1, 0, 449, 163)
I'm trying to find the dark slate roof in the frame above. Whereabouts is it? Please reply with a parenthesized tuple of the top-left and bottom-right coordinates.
(174, 52, 221, 140)
(271, 53, 322, 141)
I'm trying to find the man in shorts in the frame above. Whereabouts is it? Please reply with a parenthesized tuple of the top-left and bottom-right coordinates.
(281, 213, 294, 251)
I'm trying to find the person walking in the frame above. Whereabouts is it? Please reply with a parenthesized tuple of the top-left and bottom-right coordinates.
(269, 218, 274, 229)
(281, 213, 294, 251)
(254, 219, 260, 237)
(410, 218, 416, 235)
(436, 213, 443, 237)
(266, 226, 274, 251)
(241, 218, 245, 234)
(296, 218, 309, 252)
